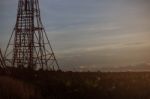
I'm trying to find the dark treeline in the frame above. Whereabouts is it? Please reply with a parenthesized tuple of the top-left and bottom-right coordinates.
(0, 68, 150, 99)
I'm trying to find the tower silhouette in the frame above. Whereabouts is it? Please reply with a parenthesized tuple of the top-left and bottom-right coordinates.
(0, 49, 6, 68)
(4, 0, 60, 70)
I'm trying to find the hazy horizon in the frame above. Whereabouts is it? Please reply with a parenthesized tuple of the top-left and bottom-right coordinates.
(0, 0, 150, 71)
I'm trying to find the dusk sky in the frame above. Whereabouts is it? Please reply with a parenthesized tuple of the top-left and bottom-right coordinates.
(0, 0, 150, 71)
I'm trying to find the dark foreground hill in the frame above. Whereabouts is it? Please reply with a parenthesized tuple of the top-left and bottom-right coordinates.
(0, 68, 150, 99)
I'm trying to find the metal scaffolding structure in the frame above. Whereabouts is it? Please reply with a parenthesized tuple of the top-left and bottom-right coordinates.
(4, 0, 60, 70)
(0, 49, 6, 68)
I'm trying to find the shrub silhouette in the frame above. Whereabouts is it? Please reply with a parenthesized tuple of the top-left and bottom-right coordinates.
(0, 76, 41, 99)
(1, 69, 150, 99)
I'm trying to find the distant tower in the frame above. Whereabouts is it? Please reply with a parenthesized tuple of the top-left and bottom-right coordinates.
(0, 49, 6, 68)
(4, 0, 60, 70)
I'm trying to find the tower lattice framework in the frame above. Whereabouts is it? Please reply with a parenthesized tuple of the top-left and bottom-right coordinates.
(0, 49, 6, 68)
(4, 0, 60, 70)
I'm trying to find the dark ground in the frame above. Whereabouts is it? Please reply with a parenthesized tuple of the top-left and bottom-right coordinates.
(0, 68, 150, 99)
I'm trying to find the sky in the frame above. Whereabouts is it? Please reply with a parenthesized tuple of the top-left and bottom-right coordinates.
(0, 0, 150, 71)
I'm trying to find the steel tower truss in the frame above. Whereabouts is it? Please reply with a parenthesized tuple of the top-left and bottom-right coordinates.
(4, 0, 59, 70)
(0, 49, 6, 68)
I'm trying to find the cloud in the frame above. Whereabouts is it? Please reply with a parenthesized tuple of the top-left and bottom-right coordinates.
(0, 0, 150, 71)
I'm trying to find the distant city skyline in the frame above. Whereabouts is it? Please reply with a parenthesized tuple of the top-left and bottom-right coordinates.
(0, 0, 150, 71)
